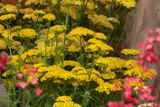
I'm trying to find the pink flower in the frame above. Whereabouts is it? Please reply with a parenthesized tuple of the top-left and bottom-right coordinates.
(123, 84, 132, 91)
(133, 98, 139, 104)
(24, 65, 30, 69)
(124, 77, 130, 83)
(124, 103, 135, 107)
(27, 70, 31, 75)
(135, 60, 144, 66)
(145, 43, 154, 51)
(15, 82, 29, 89)
(124, 90, 132, 98)
(118, 101, 124, 106)
(114, 83, 119, 91)
(147, 28, 154, 35)
(108, 101, 118, 107)
(125, 96, 132, 101)
(17, 73, 23, 80)
(35, 89, 43, 96)
(150, 74, 155, 79)
(1, 54, 6, 60)
(146, 37, 156, 43)
(142, 65, 150, 72)
(139, 52, 145, 59)
(31, 78, 39, 86)
(32, 68, 38, 73)
(138, 42, 146, 50)
(156, 36, 160, 42)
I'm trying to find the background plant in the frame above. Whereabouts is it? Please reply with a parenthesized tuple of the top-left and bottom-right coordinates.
(0, 0, 157, 107)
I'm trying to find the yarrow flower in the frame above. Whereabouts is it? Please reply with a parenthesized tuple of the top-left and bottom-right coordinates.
(121, 49, 140, 56)
(42, 13, 56, 21)
(0, 14, 16, 21)
(19, 28, 38, 38)
(49, 25, 67, 33)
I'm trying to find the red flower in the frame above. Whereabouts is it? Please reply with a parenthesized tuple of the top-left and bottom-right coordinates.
(35, 89, 43, 96)
(147, 28, 154, 35)
(15, 82, 29, 89)
(17, 73, 23, 80)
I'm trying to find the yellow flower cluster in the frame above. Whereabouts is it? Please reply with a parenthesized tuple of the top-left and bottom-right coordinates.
(25, 0, 48, 6)
(2, 4, 17, 13)
(68, 27, 95, 36)
(107, 17, 120, 24)
(49, 25, 67, 33)
(2, 30, 17, 41)
(20, 49, 41, 60)
(0, 39, 7, 49)
(11, 41, 21, 49)
(57, 60, 81, 67)
(0, 24, 4, 31)
(53, 96, 81, 107)
(93, 33, 107, 40)
(124, 65, 157, 80)
(19, 28, 38, 38)
(34, 10, 46, 15)
(121, 49, 140, 56)
(61, 0, 74, 6)
(87, 38, 114, 52)
(20, 8, 34, 14)
(0, 14, 16, 21)
(95, 82, 114, 94)
(48, 34, 55, 39)
(88, 14, 113, 29)
(117, 0, 136, 8)
(42, 13, 56, 21)
(41, 46, 56, 56)
(12, 26, 22, 32)
(68, 44, 81, 52)
(95, 57, 126, 70)
(101, 71, 116, 79)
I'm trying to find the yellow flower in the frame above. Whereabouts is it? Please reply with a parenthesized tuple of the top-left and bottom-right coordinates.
(0, 13, 16, 21)
(42, 13, 56, 21)
(48, 34, 55, 39)
(68, 44, 81, 52)
(12, 26, 22, 32)
(34, 10, 46, 15)
(93, 32, 107, 40)
(20, 8, 34, 14)
(121, 49, 140, 56)
(117, 0, 136, 8)
(55, 96, 72, 102)
(61, 0, 74, 6)
(0, 39, 7, 49)
(11, 41, 21, 49)
(2, 4, 17, 13)
(23, 14, 31, 19)
(49, 25, 67, 33)
(19, 28, 38, 38)
(57, 60, 81, 67)
(68, 27, 95, 36)
(2, 30, 17, 41)
(0, 24, 4, 31)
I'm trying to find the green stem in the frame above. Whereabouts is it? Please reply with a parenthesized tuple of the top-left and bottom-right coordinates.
(45, 21, 51, 64)
(55, 33, 59, 64)
(6, 24, 12, 57)
(62, 6, 70, 68)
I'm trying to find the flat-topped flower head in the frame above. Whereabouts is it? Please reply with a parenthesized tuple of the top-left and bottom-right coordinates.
(0, 14, 16, 21)
(121, 49, 140, 56)
(93, 32, 107, 40)
(0, 39, 7, 49)
(19, 28, 38, 38)
(49, 25, 67, 33)
(34, 10, 46, 15)
(42, 13, 56, 21)
(55, 96, 72, 102)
